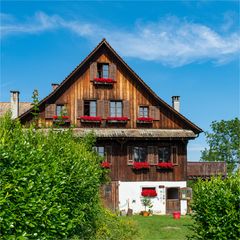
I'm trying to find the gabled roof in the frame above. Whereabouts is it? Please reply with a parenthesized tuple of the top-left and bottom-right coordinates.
(19, 39, 202, 134)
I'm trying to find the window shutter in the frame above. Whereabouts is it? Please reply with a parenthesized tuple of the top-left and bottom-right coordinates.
(171, 146, 178, 165)
(127, 146, 133, 165)
(109, 63, 117, 80)
(90, 62, 97, 80)
(154, 146, 158, 164)
(149, 106, 160, 120)
(147, 146, 155, 165)
(97, 100, 104, 117)
(123, 100, 130, 119)
(105, 146, 112, 163)
(104, 100, 109, 119)
(77, 99, 84, 117)
(45, 104, 55, 118)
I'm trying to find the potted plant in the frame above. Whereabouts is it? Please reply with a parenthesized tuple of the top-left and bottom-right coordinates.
(141, 197, 153, 217)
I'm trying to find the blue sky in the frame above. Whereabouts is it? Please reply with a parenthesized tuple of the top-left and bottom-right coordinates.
(1, 1, 239, 161)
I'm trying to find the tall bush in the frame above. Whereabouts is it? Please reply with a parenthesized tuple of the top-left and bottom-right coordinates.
(0, 113, 138, 239)
(189, 174, 240, 240)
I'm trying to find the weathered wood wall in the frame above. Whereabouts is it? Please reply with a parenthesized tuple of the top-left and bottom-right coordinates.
(39, 49, 188, 130)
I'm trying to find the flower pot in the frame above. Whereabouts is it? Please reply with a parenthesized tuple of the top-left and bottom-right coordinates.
(142, 211, 149, 217)
(173, 211, 181, 219)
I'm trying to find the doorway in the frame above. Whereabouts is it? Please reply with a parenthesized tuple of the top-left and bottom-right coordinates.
(166, 187, 180, 214)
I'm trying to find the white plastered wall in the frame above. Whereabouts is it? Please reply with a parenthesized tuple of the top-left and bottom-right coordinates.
(118, 181, 187, 215)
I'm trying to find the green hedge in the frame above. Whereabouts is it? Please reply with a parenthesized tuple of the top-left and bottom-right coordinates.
(0, 113, 138, 240)
(190, 174, 240, 240)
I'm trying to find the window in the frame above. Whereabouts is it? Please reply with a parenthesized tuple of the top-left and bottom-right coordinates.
(93, 146, 104, 157)
(167, 188, 179, 200)
(133, 147, 147, 162)
(158, 147, 170, 163)
(139, 106, 149, 117)
(110, 101, 122, 117)
(84, 100, 97, 117)
(97, 63, 109, 78)
(56, 104, 64, 116)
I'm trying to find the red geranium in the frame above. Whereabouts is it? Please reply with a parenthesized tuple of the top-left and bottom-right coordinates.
(94, 78, 115, 83)
(132, 162, 150, 170)
(157, 162, 174, 169)
(107, 116, 129, 121)
(141, 189, 157, 197)
(101, 162, 111, 168)
(137, 117, 154, 122)
(80, 116, 102, 122)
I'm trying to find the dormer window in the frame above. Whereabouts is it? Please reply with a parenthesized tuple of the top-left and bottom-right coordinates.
(97, 63, 109, 78)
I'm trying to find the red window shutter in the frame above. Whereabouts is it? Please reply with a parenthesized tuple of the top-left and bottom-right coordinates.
(171, 146, 178, 165)
(90, 62, 97, 80)
(127, 146, 133, 165)
(45, 104, 55, 118)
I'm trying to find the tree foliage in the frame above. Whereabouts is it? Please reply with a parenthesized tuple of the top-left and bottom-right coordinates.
(201, 118, 240, 173)
(189, 174, 240, 240)
(0, 113, 138, 240)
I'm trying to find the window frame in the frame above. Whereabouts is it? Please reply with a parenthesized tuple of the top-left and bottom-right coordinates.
(97, 63, 109, 79)
(133, 146, 147, 163)
(139, 106, 149, 118)
(84, 100, 97, 117)
(110, 101, 123, 117)
(56, 104, 65, 116)
(158, 147, 171, 163)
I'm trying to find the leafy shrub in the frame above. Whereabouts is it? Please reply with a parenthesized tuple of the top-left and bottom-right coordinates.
(94, 209, 140, 240)
(0, 113, 138, 239)
(189, 174, 240, 240)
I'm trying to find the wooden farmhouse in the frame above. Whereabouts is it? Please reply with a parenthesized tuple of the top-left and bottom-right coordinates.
(4, 39, 209, 214)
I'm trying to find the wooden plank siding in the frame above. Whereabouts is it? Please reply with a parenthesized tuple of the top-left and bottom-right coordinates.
(40, 52, 187, 129)
(97, 140, 187, 182)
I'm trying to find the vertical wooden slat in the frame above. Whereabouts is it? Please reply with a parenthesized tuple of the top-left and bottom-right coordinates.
(105, 146, 112, 163)
(154, 106, 160, 120)
(123, 100, 130, 118)
(90, 62, 97, 80)
(171, 146, 178, 165)
(154, 146, 158, 164)
(45, 104, 55, 118)
(127, 146, 133, 165)
(109, 63, 117, 80)
(77, 99, 84, 117)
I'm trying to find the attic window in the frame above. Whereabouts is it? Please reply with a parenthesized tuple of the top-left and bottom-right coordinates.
(97, 63, 109, 78)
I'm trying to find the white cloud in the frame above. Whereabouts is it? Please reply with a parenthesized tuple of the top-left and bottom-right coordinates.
(1, 12, 239, 67)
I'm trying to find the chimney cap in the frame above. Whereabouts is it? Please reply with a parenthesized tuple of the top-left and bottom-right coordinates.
(10, 90, 20, 93)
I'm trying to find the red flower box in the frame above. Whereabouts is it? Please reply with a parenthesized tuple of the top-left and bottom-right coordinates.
(132, 162, 150, 170)
(141, 189, 157, 197)
(79, 116, 102, 122)
(157, 162, 174, 169)
(101, 162, 111, 169)
(93, 78, 116, 84)
(137, 117, 154, 122)
(106, 117, 129, 122)
(52, 115, 69, 120)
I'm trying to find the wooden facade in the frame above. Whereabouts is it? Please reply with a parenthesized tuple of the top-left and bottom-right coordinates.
(19, 39, 203, 213)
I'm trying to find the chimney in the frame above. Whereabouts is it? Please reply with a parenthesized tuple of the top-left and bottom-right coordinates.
(172, 96, 180, 112)
(10, 91, 20, 119)
(52, 83, 59, 91)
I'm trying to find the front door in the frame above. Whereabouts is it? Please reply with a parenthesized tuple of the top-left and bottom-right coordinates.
(166, 187, 180, 214)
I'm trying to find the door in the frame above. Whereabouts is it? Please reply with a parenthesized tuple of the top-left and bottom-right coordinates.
(100, 181, 119, 211)
(166, 187, 180, 214)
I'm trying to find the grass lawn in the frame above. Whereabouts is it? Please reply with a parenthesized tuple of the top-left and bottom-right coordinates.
(128, 215, 193, 240)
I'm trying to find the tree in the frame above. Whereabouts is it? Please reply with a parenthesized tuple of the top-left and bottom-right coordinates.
(201, 118, 240, 173)
(31, 89, 40, 126)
